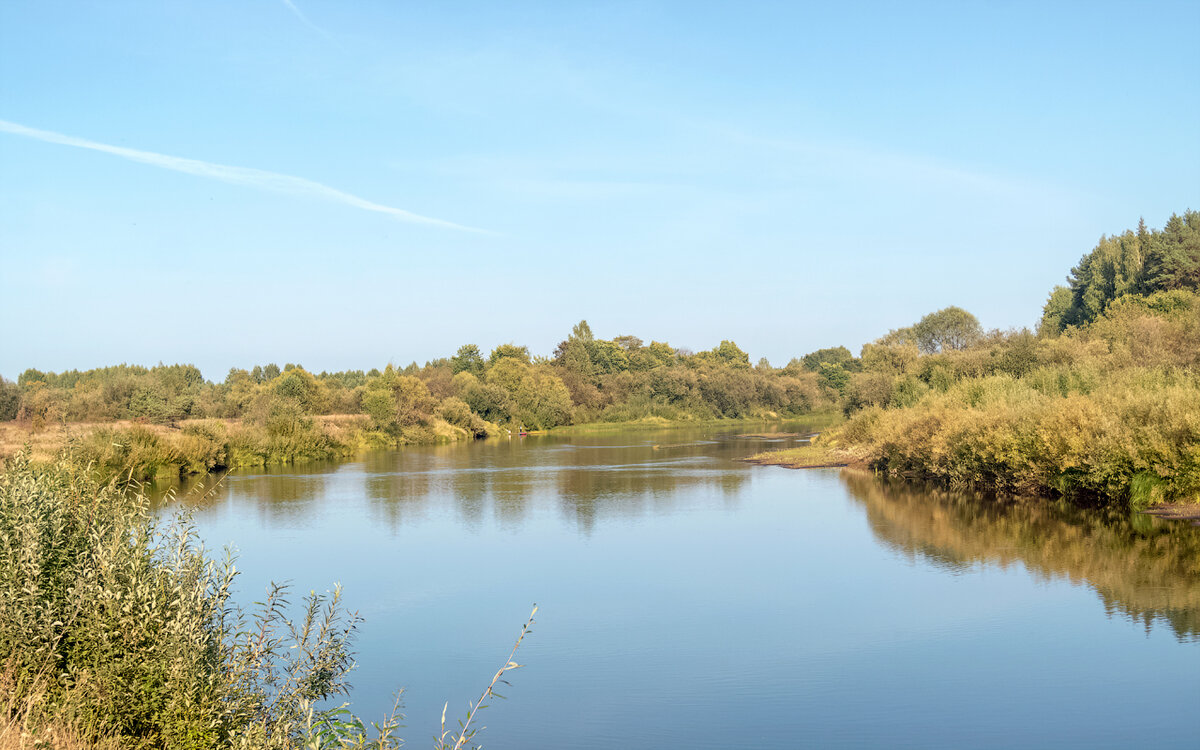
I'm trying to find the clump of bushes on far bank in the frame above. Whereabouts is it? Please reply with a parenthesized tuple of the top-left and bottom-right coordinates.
(65, 401, 494, 484)
(822, 367, 1200, 508)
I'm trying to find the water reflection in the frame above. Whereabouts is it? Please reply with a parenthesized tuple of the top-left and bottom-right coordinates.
(356, 433, 759, 534)
(157, 429, 801, 535)
(148, 427, 1200, 748)
(842, 472, 1200, 641)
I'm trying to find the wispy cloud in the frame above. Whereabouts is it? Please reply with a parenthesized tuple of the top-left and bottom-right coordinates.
(280, 0, 332, 39)
(0, 119, 486, 232)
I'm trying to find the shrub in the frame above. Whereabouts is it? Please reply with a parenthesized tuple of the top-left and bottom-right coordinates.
(0, 454, 361, 748)
(0, 453, 537, 749)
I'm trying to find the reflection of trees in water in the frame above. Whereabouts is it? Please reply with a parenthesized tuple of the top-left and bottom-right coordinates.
(357, 437, 752, 535)
(157, 432, 768, 540)
(553, 462, 746, 534)
(842, 472, 1200, 640)
(154, 463, 340, 525)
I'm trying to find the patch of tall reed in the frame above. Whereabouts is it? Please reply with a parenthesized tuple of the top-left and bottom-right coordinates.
(0, 453, 533, 749)
(825, 367, 1200, 507)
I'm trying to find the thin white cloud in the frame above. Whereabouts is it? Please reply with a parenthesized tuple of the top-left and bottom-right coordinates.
(281, 0, 332, 38)
(0, 119, 486, 233)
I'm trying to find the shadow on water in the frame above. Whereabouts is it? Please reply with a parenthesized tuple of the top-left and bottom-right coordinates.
(841, 471, 1200, 641)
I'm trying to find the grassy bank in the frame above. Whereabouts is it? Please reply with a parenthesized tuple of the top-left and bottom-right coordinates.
(3, 411, 836, 485)
(750, 367, 1200, 508)
(0, 414, 489, 484)
(0, 452, 531, 749)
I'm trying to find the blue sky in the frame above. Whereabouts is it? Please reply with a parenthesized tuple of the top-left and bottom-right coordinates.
(2, 1, 1197, 380)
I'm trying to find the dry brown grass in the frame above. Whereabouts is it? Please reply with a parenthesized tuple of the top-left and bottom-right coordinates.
(0, 670, 119, 750)
(0, 714, 122, 750)
(0, 415, 376, 466)
(0, 420, 163, 463)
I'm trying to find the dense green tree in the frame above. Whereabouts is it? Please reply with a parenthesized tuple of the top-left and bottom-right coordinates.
(859, 342, 918, 374)
(912, 307, 982, 354)
(876, 327, 917, 348)
(817, 361, 851, 396)
(273, 367, 327, 414)
(488, 343, 531, 366)
(588, 339, 630, 374)
(627, 343, 670, 371)
(1140, 210, 1200, 293)
(800, 346, 854, 372)
(510, 367, 574, 429)
(1039, 211, 1200, 334)
(1038, 286, 1074, 337)
(361, 366, 436, 431)
(17, 369, 46, 387)
(0, 377, 22, 421)
(462, 382, 512, 424)
(451, 344, 485, 376)
(711, 340, 751, 369)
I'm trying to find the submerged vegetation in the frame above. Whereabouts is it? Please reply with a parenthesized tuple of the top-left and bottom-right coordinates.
(0, 452, 533, 749)
(752, 211, 1200, 509)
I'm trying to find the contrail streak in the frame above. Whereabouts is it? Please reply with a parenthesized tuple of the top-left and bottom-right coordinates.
(0, 119, 485, 233)
(281, 0, 332, 38)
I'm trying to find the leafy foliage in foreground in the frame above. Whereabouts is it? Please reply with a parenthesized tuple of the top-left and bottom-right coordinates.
(0, 454, 531, 749)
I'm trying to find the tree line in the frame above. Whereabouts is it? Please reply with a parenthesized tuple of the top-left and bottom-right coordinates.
(753, 209, 1200, 508)
(1, 328, 841, 436)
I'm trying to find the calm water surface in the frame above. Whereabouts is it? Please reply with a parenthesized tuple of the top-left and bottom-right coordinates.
(160, 426, 1200, 749)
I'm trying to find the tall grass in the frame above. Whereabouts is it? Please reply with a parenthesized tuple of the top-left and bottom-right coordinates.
(0, 453, 533, 749)
(823, 367, 1200, 507)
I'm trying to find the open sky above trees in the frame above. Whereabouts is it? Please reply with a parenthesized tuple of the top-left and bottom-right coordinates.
(1, 1, 1197, 378)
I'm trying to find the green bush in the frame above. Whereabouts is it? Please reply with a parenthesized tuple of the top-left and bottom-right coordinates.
(823, 367, 1200, 506)
(0, 454, 369, 749)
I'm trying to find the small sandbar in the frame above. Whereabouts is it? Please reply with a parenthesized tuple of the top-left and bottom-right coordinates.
(735, 432, 806, 439)
(1141, 504, 1200, 522)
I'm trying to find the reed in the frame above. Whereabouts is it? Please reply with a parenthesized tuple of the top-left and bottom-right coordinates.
(0, 452, 534, 749)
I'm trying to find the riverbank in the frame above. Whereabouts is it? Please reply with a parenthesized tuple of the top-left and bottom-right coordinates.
(1, 411, 835, 483)
(546, 411, 839, 435)
(747, 368, 1200, 511)
(0, 414, 482, 483)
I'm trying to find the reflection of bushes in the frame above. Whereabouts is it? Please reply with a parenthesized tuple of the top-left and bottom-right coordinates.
(843, 472, 1200, 639)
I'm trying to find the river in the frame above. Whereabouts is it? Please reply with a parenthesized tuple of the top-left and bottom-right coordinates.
(158, 424, 1200, 749)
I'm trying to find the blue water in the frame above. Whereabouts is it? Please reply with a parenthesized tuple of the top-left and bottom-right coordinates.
(163, 427, 1200, 749)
